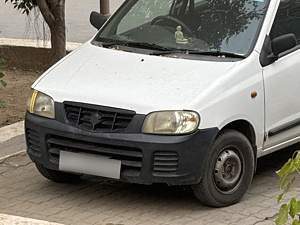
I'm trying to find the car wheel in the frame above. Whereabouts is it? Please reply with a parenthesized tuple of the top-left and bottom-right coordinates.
(35, 163, 82, 183)
(192, 129, 255, 207)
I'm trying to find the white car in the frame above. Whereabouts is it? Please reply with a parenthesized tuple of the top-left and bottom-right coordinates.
(25, 0, 300, 207)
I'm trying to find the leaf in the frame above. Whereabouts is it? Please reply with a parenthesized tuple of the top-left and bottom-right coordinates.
(0, 72, 4, 79)
(277, 158, 297, 178)
(0, 59, 5, 68)
(276, 204, 289, 225)
(0, 80, 7, 87)
(0, 102, 6, 109)
(276, 152, 300, 224)
(293, 151, 300, 168)
(289, 198, 300, 218)
(292, 219, 300, 225)
(278, 177, 295, 202)
(278, 193, 284, 203)
(278, 173, 288, 190)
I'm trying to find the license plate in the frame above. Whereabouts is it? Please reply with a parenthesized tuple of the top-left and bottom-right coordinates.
(59, 151, 121, 179)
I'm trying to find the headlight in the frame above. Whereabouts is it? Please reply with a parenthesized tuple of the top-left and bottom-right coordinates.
(26, 89, 55, 119)
(142, 111, 200, 135)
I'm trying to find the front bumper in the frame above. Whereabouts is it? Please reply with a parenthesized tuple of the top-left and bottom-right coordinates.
(25, 110, 218, 185)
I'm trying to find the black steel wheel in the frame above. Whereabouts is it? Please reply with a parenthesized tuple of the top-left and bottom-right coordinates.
(35, 163, 82, 183)
(192, 129, 255, 207)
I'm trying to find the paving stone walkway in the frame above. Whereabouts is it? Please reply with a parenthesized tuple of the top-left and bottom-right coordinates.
(1, 145, 300, 225)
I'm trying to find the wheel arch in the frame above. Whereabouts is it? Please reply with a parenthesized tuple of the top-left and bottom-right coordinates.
(192, 122, 257, 206)
(221, 120, 257, 160)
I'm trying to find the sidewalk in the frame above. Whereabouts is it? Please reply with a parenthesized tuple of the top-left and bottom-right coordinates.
(0, 123, 63, 225)
(0, 148, 277, 225)
(2, 121, 300, 224)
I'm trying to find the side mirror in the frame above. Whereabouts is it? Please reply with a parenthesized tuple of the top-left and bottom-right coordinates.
(90, 11, 107, 30)
(260, 33, 297, 67)
(272, 33, 297, 55)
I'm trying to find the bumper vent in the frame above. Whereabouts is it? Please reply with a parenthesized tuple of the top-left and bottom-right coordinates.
(26, 129, 42, 157)
(47, 135, 143, 174)
(153, 151, 178, 175)
(64, 102, 135, 133)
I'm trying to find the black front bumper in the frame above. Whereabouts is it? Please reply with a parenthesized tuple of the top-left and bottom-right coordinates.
(25, 110, 218, 185)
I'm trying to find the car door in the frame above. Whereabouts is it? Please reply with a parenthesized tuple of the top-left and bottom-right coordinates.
(262, 1, 300, 151)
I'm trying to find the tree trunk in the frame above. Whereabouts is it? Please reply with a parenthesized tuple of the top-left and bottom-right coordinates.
(36, 0, 66, 65)
(50, 1, 66, 65)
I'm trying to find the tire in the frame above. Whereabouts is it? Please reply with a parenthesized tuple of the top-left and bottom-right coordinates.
(35, 163, 82, 183)
(192, 129, 255, 207)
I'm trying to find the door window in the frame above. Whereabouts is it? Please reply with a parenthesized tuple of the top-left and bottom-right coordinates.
(270, 1, 300, 44)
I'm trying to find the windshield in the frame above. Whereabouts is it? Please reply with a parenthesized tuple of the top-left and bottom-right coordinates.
(95, 0, 269, 56)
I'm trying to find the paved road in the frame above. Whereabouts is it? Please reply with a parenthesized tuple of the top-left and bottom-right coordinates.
(0, 0, 125, 43)
(1, 122, 300, 224)
(1, 146, 298, 225)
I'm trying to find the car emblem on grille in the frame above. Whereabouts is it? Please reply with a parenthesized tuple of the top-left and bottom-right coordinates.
(90, 112, 105, 127)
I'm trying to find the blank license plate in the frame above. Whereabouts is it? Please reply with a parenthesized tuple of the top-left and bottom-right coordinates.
(59, 151, 121, 179)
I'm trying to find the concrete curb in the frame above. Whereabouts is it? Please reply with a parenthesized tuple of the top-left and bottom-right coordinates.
(0, 38, 82, 51)
(0, 121, 24, 143)
(0, 213, 64, 225)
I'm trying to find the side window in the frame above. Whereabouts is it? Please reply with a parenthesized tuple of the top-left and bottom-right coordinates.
(270, 1, 300, 44)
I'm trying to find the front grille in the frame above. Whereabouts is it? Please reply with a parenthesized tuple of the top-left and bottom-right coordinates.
(64, 102, 135, 133)
(47, 135, 142, 175)
(26, 129, 42, 157)
(153, 151, 178, 175)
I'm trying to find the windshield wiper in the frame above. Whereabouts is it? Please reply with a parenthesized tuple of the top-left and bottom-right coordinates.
(99, 40, 174, 51)
(186, 50, 246, 58)
(151, 50, 245, 58)
(95, 38, 245, 58)
(150, 50, 186, 56)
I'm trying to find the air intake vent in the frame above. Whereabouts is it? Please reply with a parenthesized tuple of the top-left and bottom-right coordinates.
(26, 129, 42, 157)
(153, 151, 178, 175)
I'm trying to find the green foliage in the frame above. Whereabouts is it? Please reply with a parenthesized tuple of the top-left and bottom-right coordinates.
(276, 151, 300, 225)
(5, 0, 37, 15)
(0, 58, 7, 109)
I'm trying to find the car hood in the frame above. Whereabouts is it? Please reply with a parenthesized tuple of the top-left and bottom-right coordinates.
(33, 43, 236, 114)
